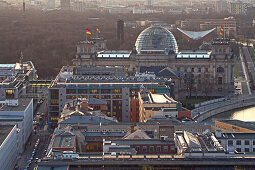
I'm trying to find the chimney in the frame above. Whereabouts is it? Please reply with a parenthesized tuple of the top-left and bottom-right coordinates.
(81, 99, 89, 110)
(131, 125, 135, 133)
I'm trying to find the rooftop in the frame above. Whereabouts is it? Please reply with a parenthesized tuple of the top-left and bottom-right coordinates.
(0, 98, 32, 112)
(108, 139, 175, 145)
(176, 51, 211, 59)
(59, 115, 117, 125)
(217, 120, 255, 132)
(217, 133, 255, 139)
(52, 133, 75, 149)
(0, 125, 15, 147)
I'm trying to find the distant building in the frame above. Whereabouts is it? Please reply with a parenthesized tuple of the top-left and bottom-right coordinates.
(215, 0, 228, 13)
(176, 18, 237, 37)
(60, 0, 70, 10)
(0, 125, 18, 170)
(0, 98, 33, 154)
(0, 62, 37, 100)
(228, 1, 248, 15)
(117, 19, 124, 43)
(46, 0, 55, 9)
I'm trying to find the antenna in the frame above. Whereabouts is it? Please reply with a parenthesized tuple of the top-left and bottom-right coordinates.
(20, 51, 24, 70)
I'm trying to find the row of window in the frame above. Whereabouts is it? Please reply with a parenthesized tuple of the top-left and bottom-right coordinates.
(236, 148, 255, 153)
(228, 140, 255, 146)
(177, 67, 224, 73)
(135, 145, 175, 153)
(66, 89, 123, 94)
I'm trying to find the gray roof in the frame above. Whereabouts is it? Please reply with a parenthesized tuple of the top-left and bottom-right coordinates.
(0, 98, 32, 112)
(109, 139, 175, 145)
(59, 115, 117, 125)
(0, 125, 15, 146)
(37, 166, 69, 170)
(88, 98, 107, 105)
(52, 134, 75, 149)
(217, 120, 255, 132)
(82, 131, 126, 137)
(218, 133, 255, 139)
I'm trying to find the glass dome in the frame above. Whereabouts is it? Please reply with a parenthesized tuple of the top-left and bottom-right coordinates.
(135, 25, 178, 55)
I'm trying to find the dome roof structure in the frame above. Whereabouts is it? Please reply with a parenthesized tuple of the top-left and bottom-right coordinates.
(135, 25, 178, 55)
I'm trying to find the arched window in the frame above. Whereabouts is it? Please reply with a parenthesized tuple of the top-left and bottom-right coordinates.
(217, 67, 224, 73)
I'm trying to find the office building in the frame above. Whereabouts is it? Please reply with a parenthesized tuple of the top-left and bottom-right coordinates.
(0, 98, 33, 153)
(0, 125, 18, 170)
(0, 61, 37, 100)
(48, 66, 173, 124)
(60, 0, 70, 10)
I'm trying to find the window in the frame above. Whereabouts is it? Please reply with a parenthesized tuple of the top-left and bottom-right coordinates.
(135, 146, 140, 152)
(156, 146, 161, 153)
(218, 77, 223, 85)
(163, 146, 168, 152)
(184, 68, 187, 72)
(236, 140, 241, 145)
(112, 89, 122, 94)
(217, 67, 224, 73)
(142, 146, 147, 153)
(245, 140, 250, 145)
(78, 89, 87, 94)
(101, 89, 111, 94)
(228, 140, 233, 146)
(170, 146, 175, 152)
(66, 89, 76, 94)
(205, 68, 209, 72)
(253, 140, 255, 145)
(236, 148, 241, 152)
(149, 146, 154, 152)
(89, 89, 99, 94)
(191, 68, 194, 72)
(245, 148, 249, 152)
(253, 148, 255, 152)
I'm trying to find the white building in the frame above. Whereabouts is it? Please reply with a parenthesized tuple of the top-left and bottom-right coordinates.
(216, 131, 255, 153)
(0, 125, 18, 170)
(0, 98, 33, 154)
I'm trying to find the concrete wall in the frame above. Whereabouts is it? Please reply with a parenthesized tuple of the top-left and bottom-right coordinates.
(192, 95, 255, 122)
(0, 125, 18, 170)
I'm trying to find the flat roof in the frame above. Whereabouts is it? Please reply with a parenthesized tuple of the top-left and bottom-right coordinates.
(217, 120, 255, 132)
(218, 133, 255, 139)
(0, 98, 32, 112)
(109, 139, 175, 145)
(52, 135, 75, 149)
(0, 125, 15, 147)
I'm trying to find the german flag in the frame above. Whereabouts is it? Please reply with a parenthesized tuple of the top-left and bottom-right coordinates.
(220, 26, 223, 37)
(86, 29, 92, 35)
(96, 26, 100, 33)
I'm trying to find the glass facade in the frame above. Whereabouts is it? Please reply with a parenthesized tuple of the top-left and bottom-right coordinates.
(135, 25, 178, 55)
